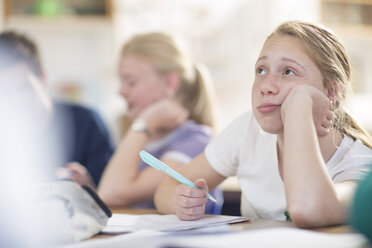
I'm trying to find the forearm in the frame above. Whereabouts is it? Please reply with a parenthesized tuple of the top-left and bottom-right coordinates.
(98, 130, 149, 206)
(283, 103, 342, 227)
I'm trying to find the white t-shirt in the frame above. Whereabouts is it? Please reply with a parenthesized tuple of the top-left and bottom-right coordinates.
(205, 111, 372, 220)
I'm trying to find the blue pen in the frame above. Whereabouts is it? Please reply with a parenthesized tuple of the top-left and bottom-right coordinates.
(139, 150, 217, 203)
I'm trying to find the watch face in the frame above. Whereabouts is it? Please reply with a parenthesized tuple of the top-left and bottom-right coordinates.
(132, 118, 147, 132)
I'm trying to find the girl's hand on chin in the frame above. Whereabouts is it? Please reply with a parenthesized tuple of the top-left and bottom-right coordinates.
(140, 99, 189, 135)
(281, 85, 334, 137)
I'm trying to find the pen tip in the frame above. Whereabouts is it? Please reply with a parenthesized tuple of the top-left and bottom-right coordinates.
(208, 195, 217, 203)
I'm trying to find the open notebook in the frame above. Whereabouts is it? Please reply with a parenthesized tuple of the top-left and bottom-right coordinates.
(101, 214, 249, 233)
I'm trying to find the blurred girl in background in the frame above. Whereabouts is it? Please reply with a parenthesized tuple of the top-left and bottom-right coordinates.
(67, 32, 223, 214)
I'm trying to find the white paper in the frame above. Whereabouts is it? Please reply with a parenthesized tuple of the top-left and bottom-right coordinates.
(59, 230, 164, 248)
(101, 214, 249, 233)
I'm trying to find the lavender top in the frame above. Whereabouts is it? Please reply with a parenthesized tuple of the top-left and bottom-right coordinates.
(134, 120, 223, 214)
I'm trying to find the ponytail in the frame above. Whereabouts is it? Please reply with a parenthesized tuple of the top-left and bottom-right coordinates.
(336, 111, 372, 149)
(175, 63, 217, 134)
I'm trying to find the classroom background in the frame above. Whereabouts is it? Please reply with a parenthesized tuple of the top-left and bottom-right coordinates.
(1, 0, 372, 214)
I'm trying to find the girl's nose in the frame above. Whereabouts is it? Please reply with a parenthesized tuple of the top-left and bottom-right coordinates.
(260, 75, 279, 95)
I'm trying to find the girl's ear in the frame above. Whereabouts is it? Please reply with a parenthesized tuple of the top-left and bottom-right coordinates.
(327, 81, 338, 106)
(164, 72, 181, 96)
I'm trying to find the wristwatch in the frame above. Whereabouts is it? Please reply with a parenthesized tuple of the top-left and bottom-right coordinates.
(131, 118, 148, 133)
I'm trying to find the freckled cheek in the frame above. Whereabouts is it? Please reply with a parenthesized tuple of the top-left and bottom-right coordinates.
(251, 84, 260, 104)
(251, 93, 259, 107)
(281, 83, 298, 99)
(309, 79, 327, 93)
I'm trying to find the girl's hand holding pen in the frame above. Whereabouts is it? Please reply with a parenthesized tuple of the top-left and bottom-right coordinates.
(174, 179, 209, 221)
(140, 151, 217, 218)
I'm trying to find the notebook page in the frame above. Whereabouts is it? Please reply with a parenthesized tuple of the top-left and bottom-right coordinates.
(101, 214, 248, 233)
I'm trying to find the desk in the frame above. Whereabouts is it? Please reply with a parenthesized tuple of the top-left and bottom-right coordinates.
(93, 208, 353, 240)
(230, 218, 353, 233)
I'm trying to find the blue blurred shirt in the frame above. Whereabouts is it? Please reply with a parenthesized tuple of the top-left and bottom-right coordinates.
(50, 101, 114, 185)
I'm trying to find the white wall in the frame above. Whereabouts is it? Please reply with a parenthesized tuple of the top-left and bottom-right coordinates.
(6, 17, 113, 103)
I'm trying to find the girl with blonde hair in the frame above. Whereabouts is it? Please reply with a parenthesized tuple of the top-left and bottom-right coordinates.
(155, 21, 372, 227)
(65, 32, 223, 214)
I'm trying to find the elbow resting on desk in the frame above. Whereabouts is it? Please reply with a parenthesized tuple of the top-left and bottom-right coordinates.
(287, 199, 345, 228)
(287, 181, 356, 228)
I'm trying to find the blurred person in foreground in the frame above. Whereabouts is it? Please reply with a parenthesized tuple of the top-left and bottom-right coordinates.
(0, 30, 113, 186)
(63, 32, 224, 214)
(351, 167, 372, 244)
(0, 30, 114, 246)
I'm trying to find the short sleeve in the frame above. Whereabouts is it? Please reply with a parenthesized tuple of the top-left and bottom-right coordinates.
(328, 137, 372, 183)
(205, 112, 252, 177)
(331, 155, 372, 183)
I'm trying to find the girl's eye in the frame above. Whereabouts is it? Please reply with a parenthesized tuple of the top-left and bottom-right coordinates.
(257, 68, 266, 75)
(284, 69, 295, 76)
